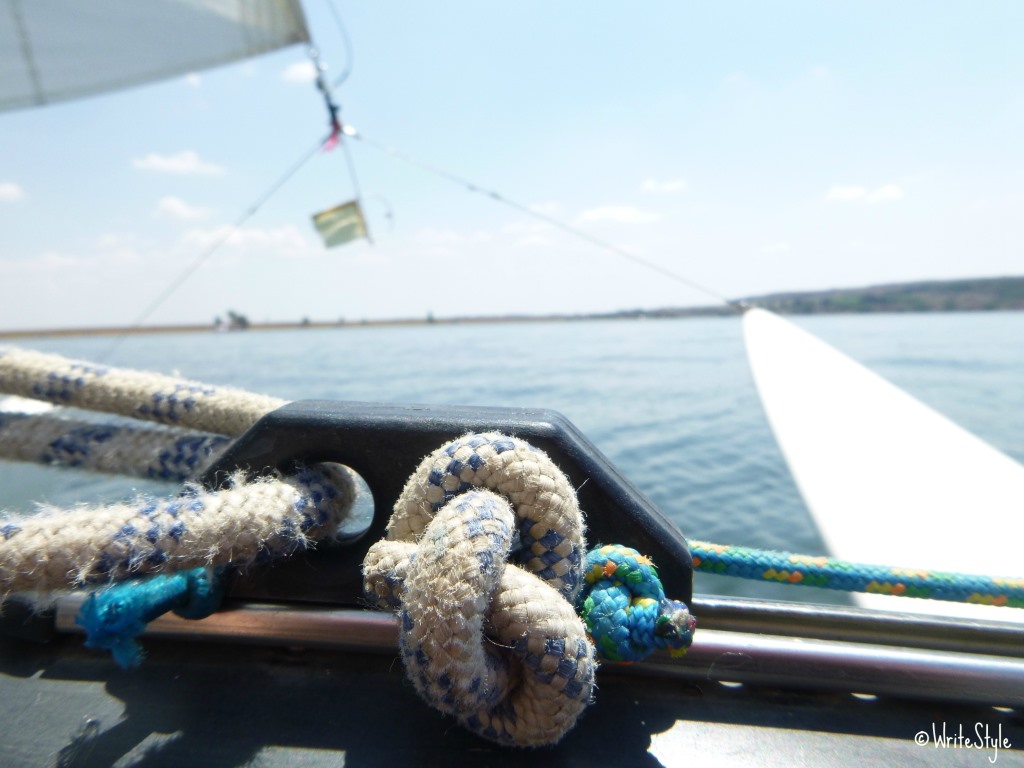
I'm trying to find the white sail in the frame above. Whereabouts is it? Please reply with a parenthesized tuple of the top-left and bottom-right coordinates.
(744, 308, 1024, 623)
(0, 0, 309, 111)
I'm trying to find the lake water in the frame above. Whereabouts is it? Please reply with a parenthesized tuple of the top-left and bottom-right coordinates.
(3, 311, 1022, 604)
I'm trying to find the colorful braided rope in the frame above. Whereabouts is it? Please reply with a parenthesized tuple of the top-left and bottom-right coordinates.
(690, 540, 1024, 608)
(577, 544, 696, 662)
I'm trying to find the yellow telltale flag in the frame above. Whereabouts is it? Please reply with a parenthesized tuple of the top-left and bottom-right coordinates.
(312, 200, 369, 248)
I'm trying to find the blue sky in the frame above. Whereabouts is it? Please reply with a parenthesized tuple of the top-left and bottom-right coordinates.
(1, 1, 1022, 329)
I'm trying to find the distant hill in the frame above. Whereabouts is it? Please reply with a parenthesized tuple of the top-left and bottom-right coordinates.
(594, 276, 1024, 320)
(744, 276, 1024, 314)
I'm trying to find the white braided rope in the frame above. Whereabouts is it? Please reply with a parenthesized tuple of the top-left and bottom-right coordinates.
(0, 347, 284, 436)
(0, 411, 230, 482)
(0, 464, 356, 596)
(363, 433, 596, 747)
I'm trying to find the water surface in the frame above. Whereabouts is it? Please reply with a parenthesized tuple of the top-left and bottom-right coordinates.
(3, 312, 1021, 603)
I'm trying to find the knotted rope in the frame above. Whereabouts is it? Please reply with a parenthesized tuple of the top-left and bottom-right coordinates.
(363, 432, 597, 747)
(578, 544, 696, 662)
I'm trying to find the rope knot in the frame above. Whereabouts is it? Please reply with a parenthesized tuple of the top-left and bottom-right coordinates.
(362, 433, 596, 747)
(579, 544, 696, 662)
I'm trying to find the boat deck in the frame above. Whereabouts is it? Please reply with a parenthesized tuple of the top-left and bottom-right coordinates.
(2, 629, 1020, 767)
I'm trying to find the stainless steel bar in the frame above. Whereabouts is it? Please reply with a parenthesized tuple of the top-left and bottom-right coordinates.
(55, 595, 399, 653)
(637, 630, 1024, 706)
(54, 596, 1024, 707)
(691, 595, 1024, 658)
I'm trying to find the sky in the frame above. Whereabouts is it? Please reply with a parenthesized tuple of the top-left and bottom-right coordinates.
(1, 1, 1023, 330)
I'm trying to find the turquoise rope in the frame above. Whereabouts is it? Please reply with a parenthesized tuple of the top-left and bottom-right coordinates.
(76, 567, 224, 668)
(690, 540, 1024, 608)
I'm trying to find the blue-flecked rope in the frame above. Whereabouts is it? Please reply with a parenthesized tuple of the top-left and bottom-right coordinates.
(690, 540, 1024, 608)
(1, 464, 353, 594)
(0, 346, 285, 437)
(0, 411, 230, 482)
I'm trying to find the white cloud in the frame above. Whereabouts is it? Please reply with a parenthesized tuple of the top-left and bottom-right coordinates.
(865, 184, 904, 203)
(501, 220, 553, 248)
(809, 66, 832, 82)
(576, 205, 660, 224)
(184, 72, 202, 88)
(825, 185, 867, 202)
(642, 178, 687, 194)
(762, 241, 792, 255)
(154, 196, 211, 220)
(94, 233, 149, 265)
(133, 150, 224, 175)
(282, 61, 318, 84)
(825, 184, 904, 204)
(411, 227, 494, 256)
(0, 182, 25, 202)
(181, 224, 320, 258)
(37, 250, 85, 269)
(724, 72, 752, 88)
(528, 201, 563, 215)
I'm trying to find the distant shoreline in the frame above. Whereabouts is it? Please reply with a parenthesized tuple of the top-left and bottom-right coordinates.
(2, 275, 1021, 340)
(0, 315, 573, 340)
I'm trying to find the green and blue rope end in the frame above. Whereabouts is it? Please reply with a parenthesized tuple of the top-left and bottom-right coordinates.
(577, 544, 696, 662)
(76, 566, 225, 668)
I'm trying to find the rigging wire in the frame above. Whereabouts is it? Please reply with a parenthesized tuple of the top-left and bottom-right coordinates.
(308, 41, 371, 243)
(323, 0, 355, 88)
(99, 137, 327, 361)
(338, 135, 372, 243)
(346, 129, 743, 311)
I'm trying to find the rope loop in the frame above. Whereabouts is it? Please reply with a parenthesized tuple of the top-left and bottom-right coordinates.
(579, 544, 696, 662)
(363, 433, 596, 747)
